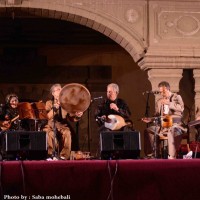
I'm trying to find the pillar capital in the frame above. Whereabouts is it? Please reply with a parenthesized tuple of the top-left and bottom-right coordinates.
(147, 69, 183, 92)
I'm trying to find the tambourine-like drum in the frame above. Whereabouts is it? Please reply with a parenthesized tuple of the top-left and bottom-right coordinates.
(59, 83, 91, 115)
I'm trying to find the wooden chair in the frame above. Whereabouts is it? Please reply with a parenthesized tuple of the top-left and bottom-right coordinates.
(159, 135, 168, 159)
(159, 132, 190, 159)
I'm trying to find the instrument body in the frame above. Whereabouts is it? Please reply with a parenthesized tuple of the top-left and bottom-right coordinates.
(0, 115, 19, 131)
(161, 115, 173, 128)
(104, 114, 126, 131)
(142, 115, 173, 128)
(59, 83, 91, 116)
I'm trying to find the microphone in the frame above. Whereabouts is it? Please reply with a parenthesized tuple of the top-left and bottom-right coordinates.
(93, 96, 103, 101)
(142, 91, 160, 95)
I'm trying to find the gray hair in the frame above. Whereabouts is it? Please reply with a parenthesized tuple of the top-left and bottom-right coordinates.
(50, 83, 62, 93)
(107, 83, 119, 94)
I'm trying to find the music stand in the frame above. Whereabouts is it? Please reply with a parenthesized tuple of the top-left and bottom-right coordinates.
(144, 92, 151, 127)
(51, 106, 59, 159)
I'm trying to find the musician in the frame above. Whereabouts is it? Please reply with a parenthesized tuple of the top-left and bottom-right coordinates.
(0, 93, 20, 131)
(143, 81, 187, 159)
(43, 83, 83, 160)
(95, 83, 132, 132)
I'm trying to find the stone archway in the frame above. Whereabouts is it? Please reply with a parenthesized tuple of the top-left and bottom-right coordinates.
(0, 0, 147, 62)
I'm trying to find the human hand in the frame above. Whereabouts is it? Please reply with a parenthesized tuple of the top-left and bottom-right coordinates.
(141, 118, 151, 123)
(110, 103, 119, 111)
(75, 111, 83, 117)
(161, 98, 169, 105)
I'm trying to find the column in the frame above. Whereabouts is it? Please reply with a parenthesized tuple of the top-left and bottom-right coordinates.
(193, 69, 200, 118)
(147, 69, 183, 92)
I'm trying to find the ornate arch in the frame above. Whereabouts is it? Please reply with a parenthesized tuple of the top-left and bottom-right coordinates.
(0, 0, 147, 62)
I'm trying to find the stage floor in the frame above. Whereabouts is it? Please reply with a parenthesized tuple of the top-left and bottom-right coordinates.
(1, 159, 200, 200)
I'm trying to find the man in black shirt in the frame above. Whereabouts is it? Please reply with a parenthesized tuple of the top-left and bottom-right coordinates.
(95, 83, 132, 132)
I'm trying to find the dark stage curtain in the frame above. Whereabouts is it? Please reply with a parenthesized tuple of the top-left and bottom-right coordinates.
(1, 160, 200, 200)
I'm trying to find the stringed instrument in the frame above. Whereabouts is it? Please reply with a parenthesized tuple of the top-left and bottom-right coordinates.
(161, 115, 173, 128)
(0, 115, 19, 131)
(141, 115, 173, 128)
(104, 114, 127, 131)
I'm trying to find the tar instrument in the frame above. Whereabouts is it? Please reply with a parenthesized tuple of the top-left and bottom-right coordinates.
(104, 114, 126, 131)
(141, 115, 173, 128)
(59, 83, 91, 116)
(161, 115, 173, 128)
(1, 115, 19, 131)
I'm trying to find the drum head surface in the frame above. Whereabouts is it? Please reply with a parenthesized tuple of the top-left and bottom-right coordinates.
(59, 83, 91, 114)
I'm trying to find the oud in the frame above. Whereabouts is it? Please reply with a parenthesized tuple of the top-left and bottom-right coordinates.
(104, 115, 126, 131)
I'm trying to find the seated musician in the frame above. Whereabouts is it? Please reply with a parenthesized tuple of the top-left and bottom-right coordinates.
(0, 93, 20, 131)
(95, 83, 132, 132)
(43, 83, 83, 160)
(143, 81, 187, 159)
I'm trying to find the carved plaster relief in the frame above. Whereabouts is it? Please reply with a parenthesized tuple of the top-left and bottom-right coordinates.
(150, 1, 200, 46)
(125, 9, 139, 23)
(93, 1, 147, 43)
(159, 12, 200, 38)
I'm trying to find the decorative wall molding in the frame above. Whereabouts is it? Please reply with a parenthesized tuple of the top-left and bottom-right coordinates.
(139, 56, 200, 71)
(147, 1, 200, 60)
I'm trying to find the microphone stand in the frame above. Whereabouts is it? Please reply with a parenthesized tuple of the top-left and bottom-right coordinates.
(144, 92, 150, 127)
(81, 100, 91, 152)
(52, 104, 58, 159)
(86, 97, 103, 156)
(75, 121, 80, 150)
(86, 97, 103, 152)
(87, 104, 91, 152)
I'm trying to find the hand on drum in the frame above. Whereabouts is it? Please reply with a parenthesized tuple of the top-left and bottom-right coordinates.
(68, 111, 83, 122)
(75, 111, 83, 118)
